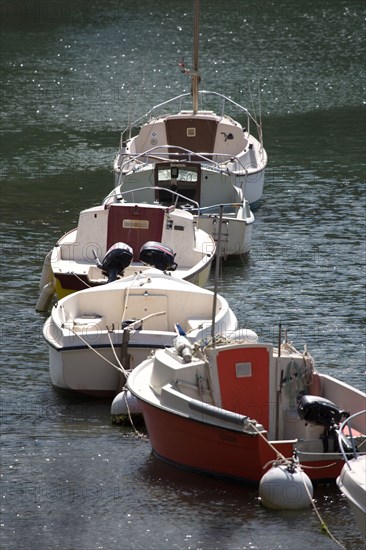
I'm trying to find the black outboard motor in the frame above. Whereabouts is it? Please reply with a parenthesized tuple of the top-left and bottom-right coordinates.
(139, 241, 177, 271)
(94, 242, 133, 283)
(298, 395, 350, 452)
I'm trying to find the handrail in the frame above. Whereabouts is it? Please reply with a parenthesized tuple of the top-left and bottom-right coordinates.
(121, 89, 261, 143)
(194, 202, 243, 214)
(108, 187, 247, 221)
(115, 144, 254, 180)
(338, 410, 366, 468)
(115, 186, 200, 211)
(117, 145, 224, 172)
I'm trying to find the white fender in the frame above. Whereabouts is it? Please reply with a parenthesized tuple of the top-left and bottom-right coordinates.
(39, 250, 53, 290)
(259, 463, 313, 510)
(36, 281, 55, 312)
(111, 389, 142, 418)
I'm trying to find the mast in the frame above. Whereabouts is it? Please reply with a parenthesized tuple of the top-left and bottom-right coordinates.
(192, 0, 200, 114)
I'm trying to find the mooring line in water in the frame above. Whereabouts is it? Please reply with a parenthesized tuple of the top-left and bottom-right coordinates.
(120, 388, 147, 440)
(249, 421, 345, 548)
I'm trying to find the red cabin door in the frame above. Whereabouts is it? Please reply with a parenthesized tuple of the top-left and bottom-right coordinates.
(216, 346, 271, 430)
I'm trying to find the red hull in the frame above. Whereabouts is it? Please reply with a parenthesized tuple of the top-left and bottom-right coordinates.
(141, 401, 344, 483)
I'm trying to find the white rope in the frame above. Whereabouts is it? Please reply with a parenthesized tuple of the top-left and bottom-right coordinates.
(106, 330, 130, 378)
(70, 272, 92, 288)
(120, 389, 147, 439)
(67, 326, 124, 373)
(60, 305, 124, 372)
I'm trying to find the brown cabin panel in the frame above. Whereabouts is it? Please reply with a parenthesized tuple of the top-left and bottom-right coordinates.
(106, 204, 164, 260)
(165, 117, 218, 159)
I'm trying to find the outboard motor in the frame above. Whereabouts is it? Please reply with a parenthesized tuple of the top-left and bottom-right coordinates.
(139, 241, 177, 271)
(94, 242, 133, 283)
(298, 395, 349, 452)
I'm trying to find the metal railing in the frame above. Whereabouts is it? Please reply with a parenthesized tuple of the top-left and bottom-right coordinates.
(338, 410, 366, 468)
(119, 90, 263, 148)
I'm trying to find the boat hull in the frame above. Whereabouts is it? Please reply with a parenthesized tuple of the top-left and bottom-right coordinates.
(337, 456, 366, 538)
(198, 214, 253, 257)
(48, 338, 171, 397)
(139, 400, 345, 483)
(52, 254, 213, 300)
(127, 343, 366, 484)
(44, 270, 238, 396)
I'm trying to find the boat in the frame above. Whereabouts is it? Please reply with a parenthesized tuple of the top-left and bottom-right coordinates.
(127, 331, 366, 483)
(43, 268, 239, 397)
(105, 0, 262, 258)
(36, 194, 215, 310)
(337, 411, 366, 538)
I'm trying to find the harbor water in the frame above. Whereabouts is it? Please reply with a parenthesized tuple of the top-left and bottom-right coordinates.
(1, 1, 365, 549)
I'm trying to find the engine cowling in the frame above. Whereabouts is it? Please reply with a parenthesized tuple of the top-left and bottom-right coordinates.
(139, 241, 177, 271)
(298, 395, 349, 429)
(95, 242, 133, 282)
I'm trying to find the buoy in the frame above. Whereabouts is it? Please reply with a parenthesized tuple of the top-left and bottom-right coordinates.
(259, 462, 313, 510)
(111, 389, 142, 424)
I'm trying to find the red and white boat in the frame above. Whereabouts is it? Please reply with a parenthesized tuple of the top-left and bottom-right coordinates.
(36, 192, 215, 311)
(127, 334, 366, 483)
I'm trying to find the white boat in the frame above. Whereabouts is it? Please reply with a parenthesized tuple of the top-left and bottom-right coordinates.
(43, 269, 238, 397)
(337, 411, 366, 538)
(36, 195, 215, 310)
(105, 0, 261, 258)
(127, 331, 366, 484)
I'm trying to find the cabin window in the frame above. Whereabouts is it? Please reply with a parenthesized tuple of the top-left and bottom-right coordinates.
(157, 167, 198, 183)
(235, 362, 252, 378)
(187, 127, 196, 137)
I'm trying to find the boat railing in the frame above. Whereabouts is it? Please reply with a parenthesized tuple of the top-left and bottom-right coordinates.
(120, 90, 262, 147)
(191, 202, 243, 215)
(116, 145, 252, 178)
(114, 186, 202, 224)
(338, 410, 366, 469)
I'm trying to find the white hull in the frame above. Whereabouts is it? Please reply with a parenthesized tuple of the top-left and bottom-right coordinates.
(337, 412, 366, 538)
(44, 269, 238, 396)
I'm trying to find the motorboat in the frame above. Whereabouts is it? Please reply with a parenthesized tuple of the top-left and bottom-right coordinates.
(105, 0, 262, 258)
(337, 411, 366, 538)
(104, 183, 254, 260)
(36, 195, 215, 310)
(127, 332, 366, 483)
(43, 268, 238, 397)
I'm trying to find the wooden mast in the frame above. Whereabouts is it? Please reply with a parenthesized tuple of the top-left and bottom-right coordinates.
(192, 0, 200, 114)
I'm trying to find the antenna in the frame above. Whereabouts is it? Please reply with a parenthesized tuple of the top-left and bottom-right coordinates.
(178, 0, 201, 113)
(211, 205, 223, 346)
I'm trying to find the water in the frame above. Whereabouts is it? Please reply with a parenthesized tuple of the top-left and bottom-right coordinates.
(1, 1, 365, 548)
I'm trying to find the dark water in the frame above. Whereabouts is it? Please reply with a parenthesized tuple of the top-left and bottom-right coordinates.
(1, 1, 365, 549)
